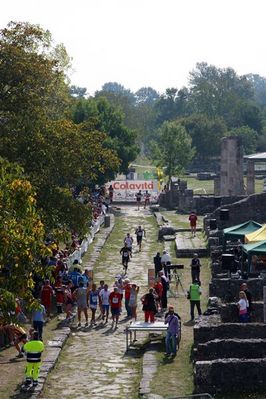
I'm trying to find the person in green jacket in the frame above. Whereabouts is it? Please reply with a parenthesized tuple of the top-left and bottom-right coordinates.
(23, 331, 44, 387)
(188, 280, 202, 321)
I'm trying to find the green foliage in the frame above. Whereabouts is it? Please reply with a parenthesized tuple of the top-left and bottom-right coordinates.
(180, 114, 227, 158)
(0, 158, 49, 321)
(0, 22, 122, 236)
(152, 121, 195, 181)
(189, 62, 262, 131)
(227, 126, 258, 154)
(71, 96, 138, 174)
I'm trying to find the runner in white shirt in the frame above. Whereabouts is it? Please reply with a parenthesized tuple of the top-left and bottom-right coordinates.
(99, 284, 110, 323)
(124, 233, 134, 252)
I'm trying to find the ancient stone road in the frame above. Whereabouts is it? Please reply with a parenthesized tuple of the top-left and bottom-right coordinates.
(41, 206, 158, 399)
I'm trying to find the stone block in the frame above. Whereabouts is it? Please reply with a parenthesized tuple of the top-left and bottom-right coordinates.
(209, 277, 263, 301)
(195, 358, 266, 394)
(196, 338, 266, 360)
(194, 321, 266, 345)
(221, 302, 264, 323)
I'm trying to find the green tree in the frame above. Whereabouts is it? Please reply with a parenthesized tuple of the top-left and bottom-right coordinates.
(0, 22, 122, 236)
(180, 114, 227, 159)
(0, 158, 49, 323)
(189, 62, 262, 131)
(135, 87, 159, 105)
(152, 121, 195, 183)
(227, 126, 258, 154)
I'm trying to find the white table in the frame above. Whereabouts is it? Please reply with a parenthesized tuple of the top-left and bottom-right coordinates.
(125, 321, 168, 351)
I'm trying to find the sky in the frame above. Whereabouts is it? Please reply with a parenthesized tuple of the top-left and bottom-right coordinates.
(1, 0, 266, 96)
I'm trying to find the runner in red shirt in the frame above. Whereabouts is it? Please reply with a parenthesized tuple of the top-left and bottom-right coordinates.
(189, 211, 198, 237)
(40, 280, 54, 317)
(109, 287, 122, 329)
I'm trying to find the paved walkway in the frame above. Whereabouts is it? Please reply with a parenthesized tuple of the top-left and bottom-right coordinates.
(41, 206, 159, 399)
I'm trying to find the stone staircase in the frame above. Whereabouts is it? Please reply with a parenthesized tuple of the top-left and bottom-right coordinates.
(194, 320, 266, 394)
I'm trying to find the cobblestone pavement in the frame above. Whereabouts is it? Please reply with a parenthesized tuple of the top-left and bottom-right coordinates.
(41, 205, 159, 399)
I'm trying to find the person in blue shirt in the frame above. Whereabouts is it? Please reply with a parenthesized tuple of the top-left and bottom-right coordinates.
(69, 267, 83, 290)
(89, 283, 98, 325)
(32, 302, 46, 341)
(82, 269, 91, 287)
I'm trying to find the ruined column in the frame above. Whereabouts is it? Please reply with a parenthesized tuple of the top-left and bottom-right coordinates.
(246, 159, 255, 195)
(220, 136, 245, 196)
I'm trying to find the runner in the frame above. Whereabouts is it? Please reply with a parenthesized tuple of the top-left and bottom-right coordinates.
(89, 283, 98, 325)
(135, 225, 145, 252)
(144, 190, 151, 209)
(124, 232, 134, 253)
(97, 280, 105, 319)
(109, 287, 122, 328)
(99, 284, 110, 323)
(120, 243, 132, 273)
(73, 280, 89, 327)
(135, 190, 142, 210)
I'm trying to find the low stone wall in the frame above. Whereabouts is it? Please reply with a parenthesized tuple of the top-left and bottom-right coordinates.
(221, 302, 263, 323)
(196, 338, 266, 361)
(209, 277, 264, 301)
(194, 322, 266, 345)
(195, 358, 266, 394)
(210, 192, 266, 228)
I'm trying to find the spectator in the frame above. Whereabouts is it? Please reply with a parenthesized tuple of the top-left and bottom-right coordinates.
(129, 284, 139, 321)
(69, 264, 83, 290)
(190, 253, 201, 284)
(54, 276, 65, 315)
(238, 291, 249, 323)
(159, 271, 169, 310)
(141, 288, 157, 323)
(189, 211, 198, 237)
(153, 252, 162, 277)
(32, 301, 46, 341)
(123, 278, 132, 318)
(240, 283, 252, 315)
(83, 269, 91, 287)
(23, 331, 44, 388)
(161, 250, 171, 277)
(64, 280, 74, 321)
(40, 279, 53, 318)
(188, 280, 202, 321)
(164, 305, 179, 357)
(154, 278, 163, 311)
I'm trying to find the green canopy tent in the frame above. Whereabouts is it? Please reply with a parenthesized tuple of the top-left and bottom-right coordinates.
(223, 220, 262, 243)
(242, 240, 266, 271)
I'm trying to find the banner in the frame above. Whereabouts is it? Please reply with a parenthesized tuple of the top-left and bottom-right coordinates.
(107, 180, 159, 202)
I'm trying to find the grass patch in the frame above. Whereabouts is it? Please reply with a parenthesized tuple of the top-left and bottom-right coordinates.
(150, 229, 211, 397)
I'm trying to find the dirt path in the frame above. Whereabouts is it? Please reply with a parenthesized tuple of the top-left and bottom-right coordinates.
(41, 206, 160, 399)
